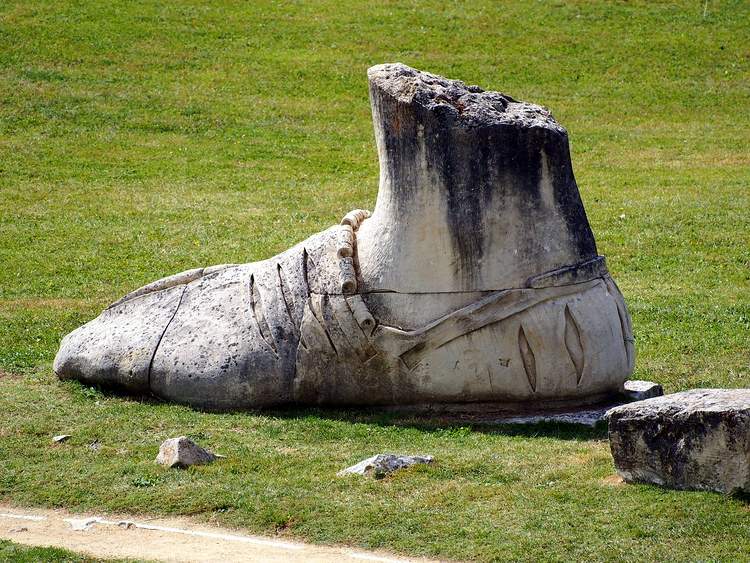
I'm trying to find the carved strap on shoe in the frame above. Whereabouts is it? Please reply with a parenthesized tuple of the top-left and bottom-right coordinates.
(373, 279, 601, 369)
(525, 256, 608, 289)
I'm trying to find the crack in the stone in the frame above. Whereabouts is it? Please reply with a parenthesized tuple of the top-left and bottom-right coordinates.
(147, 285, 187, 392)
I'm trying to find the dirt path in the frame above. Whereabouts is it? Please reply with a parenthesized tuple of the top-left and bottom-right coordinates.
(0, 504, 436, 562)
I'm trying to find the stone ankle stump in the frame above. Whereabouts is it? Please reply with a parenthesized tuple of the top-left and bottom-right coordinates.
(607, 389, 750, 494)
(54, 63, 634, 410)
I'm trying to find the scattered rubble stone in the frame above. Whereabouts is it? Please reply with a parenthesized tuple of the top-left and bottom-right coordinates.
(156, 437, 217, 469)
(338, 454, 433, 479)
(66, 517, 101, 531)
(52, 435, 71, 443)
(607, 389, 750, 494)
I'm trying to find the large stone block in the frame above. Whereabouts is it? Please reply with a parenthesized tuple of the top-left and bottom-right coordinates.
(607, 389, 750, 493)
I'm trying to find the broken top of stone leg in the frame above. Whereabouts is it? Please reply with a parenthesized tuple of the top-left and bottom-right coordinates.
(367, 63, 562, 131)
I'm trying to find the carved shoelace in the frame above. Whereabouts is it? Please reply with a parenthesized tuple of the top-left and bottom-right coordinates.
(337, 209, 370, 294)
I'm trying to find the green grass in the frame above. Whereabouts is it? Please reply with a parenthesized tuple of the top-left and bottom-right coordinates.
(1, 0, 749, 561)
(0, 540, 121, 562)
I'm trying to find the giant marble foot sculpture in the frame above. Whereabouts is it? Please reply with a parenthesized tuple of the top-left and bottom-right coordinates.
(55, 63, 635, 410)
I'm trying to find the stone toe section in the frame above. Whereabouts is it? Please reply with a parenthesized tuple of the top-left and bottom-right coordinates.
(54, 226, 343, 408)
(149, 228, 341, 410)
(53, 285, 185, 392)
(149, 263, 289, 410)
(607, 389, 750, 494)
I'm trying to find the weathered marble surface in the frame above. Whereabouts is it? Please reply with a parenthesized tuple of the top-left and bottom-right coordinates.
(358, 63, 597, 295)
(55, 64, 635, 410)
(607, 389, 750, 493)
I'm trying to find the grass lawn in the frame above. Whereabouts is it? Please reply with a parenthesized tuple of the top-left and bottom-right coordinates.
(1, 0, 749, 561)
(0, 540, 115, 563)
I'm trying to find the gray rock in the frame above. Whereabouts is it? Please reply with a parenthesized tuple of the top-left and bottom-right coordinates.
(156, 437, 217, 469)
(607, 389, 750, 493)
(622, 380, 663, 401)
(52, 434, 71, 443)
(338, 454, 433, 479)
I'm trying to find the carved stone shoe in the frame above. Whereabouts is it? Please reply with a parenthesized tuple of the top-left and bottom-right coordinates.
(54, 63, 635, 410)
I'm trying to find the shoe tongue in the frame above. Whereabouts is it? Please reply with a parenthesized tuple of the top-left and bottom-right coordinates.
(367, 62, 564, 133)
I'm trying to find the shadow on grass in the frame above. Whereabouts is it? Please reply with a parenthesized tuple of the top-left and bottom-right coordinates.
(63, 379, 609, 441)
(263, 406, 611, 440)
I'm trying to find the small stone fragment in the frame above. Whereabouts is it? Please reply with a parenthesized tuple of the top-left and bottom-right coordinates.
(66, 517, 101, 531)
(9, 527, 28, 533)
(52, 434, 71, 443)
(622, 380, 663, 401)
(607, 389, 750, 494)
(338, 453, 433, 479)
(156, 436, 217, 469)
